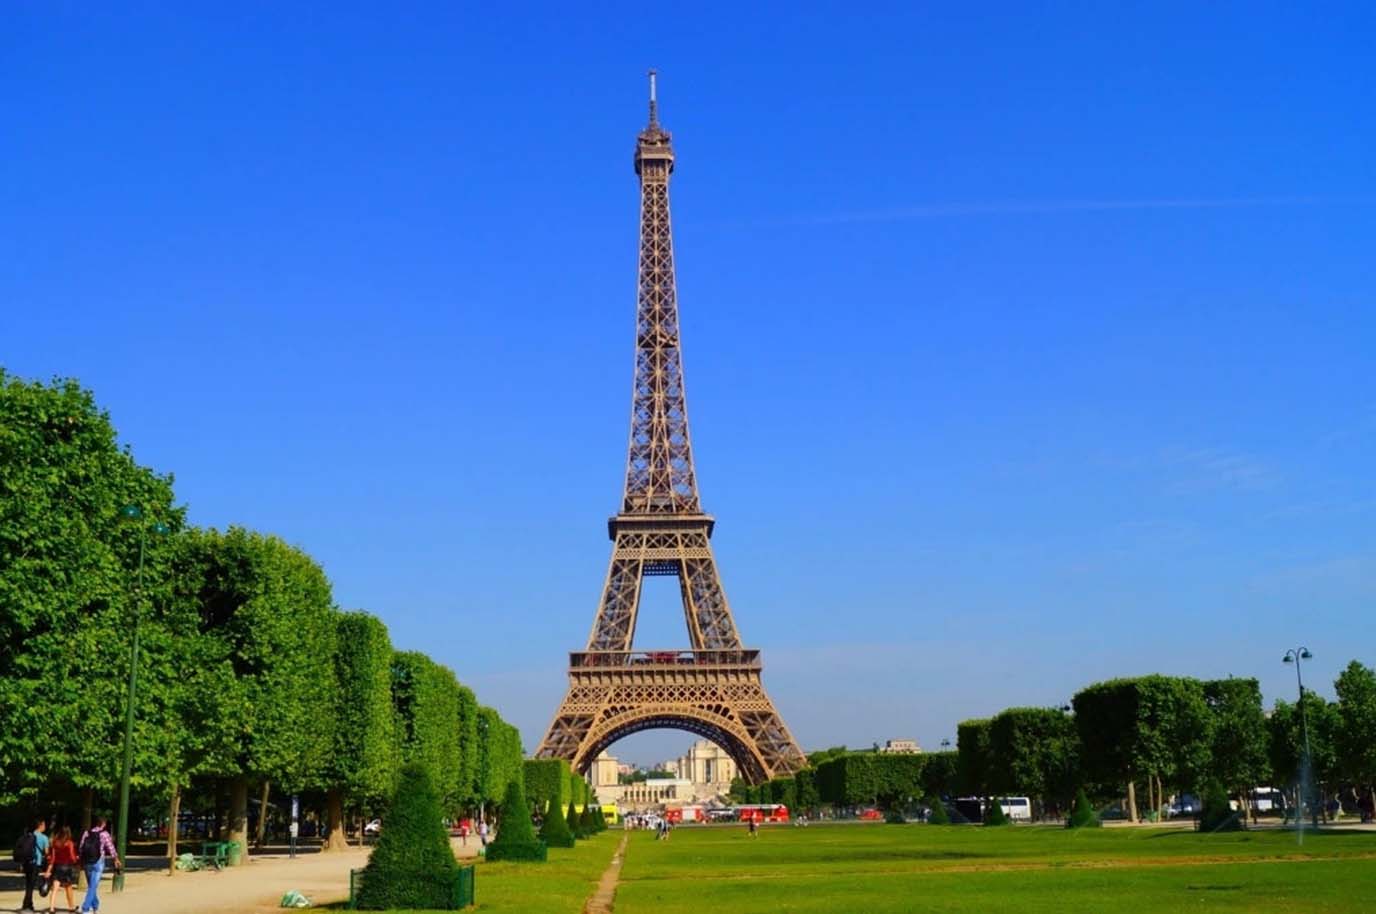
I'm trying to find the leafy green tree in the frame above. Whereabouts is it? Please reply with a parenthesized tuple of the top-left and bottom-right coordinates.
(486, 778, 545, 862)
(0, 371, 183, 814)
(324, 611, 397, 850)
(1073, 676, 1212, 822)
(355, 763, 458, 909)
(727, 777, 750, 803)
(538, 799, 575, 848)
(920, 751, 959, 801)
(1268, 692, 1340, 812)
(182, 526, 338, 857)
(523, 759, 572, 813)
(1201, 678, 1268, 812)
(987, 708, 1079, 816)
(1333, 661, 1376, 794)
(956, 719, 992, 797)
(391, 652, 465, 812)
(454, 685, 479, 809)
(792, 768, 820, 811)
(475, 707, 522, 809)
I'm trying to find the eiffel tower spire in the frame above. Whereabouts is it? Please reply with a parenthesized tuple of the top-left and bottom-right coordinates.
(535, 75, 806, 784)
(624, 68, 697, 515)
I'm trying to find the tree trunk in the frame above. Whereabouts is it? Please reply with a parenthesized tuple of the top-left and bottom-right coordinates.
(255, 781, 270, 849)
(82, 787, 94, 831)
(323, 788, 350, 851)
(168, 783, 182, 876)
(1126, 780, 1139, 823)
(228, 777, 250, 862)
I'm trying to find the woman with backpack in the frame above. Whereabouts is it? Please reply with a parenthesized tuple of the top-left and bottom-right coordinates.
(43, 826, 79, 914)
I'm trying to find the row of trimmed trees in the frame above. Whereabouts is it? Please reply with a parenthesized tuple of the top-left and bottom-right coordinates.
(0, 371, 524, 861)
(736, 666, 1376, 823)
(958, 668, 1376, 822)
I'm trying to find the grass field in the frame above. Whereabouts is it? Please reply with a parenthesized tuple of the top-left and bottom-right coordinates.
(612, 823, 1376, 914)
(365, 823, 1374, 913)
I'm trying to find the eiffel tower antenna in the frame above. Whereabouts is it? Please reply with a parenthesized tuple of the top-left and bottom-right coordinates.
(536, 74, 806, 784)
(647, 68, 658, 126)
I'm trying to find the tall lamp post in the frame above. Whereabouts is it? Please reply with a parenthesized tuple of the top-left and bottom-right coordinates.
(1282, 647, 1314, 830)
(114, 505, 170, 891)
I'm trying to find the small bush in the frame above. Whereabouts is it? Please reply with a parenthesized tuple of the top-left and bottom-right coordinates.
(984, 798, 1010, 826)
(355, 763, 458, 910)
(1200, 780, 1243, 832)
(538, 799, 575, 849)
(486, 778, 547, 862)
(926, 797, 950, 825)
(884, 807, 907, 825)
(566, 801, 584, 837)
(1066, 788, 1102, 829)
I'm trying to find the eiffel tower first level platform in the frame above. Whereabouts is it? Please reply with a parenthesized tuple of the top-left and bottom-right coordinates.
(535, 74, 806, 784)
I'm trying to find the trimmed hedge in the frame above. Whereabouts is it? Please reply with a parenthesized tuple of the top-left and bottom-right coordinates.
(1200, 780, 1243, 832)
(926, 796, 950, 825)
(579, 804, 597, 836)
(355, 763, 458, 910)
(538, 799, 576, 848)
(486, 779, 547, 862)
(524, 759, 572, 812)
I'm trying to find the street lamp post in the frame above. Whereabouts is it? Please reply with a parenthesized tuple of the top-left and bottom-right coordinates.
(1282, 647, 1315, 832)
(114, 505, 169, 892)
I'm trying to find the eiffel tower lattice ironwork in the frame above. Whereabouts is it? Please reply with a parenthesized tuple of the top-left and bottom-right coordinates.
(535, 73, 806, 784)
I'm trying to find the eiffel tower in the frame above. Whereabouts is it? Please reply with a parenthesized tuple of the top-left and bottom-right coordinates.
(535, 73, 806, 784)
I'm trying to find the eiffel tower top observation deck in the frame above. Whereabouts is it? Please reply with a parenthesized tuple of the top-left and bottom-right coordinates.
(535, 73, 805, 782)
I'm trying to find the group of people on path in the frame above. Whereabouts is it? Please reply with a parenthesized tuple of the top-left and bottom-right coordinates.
(14, 816, 122, 914)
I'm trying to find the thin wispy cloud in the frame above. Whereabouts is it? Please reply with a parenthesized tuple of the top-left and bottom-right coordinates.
(785, 195, 1373, 227)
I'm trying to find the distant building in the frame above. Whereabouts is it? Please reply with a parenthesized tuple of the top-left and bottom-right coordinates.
(878, 739, 922, 754)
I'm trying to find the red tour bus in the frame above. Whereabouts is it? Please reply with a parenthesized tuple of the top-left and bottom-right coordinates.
(733, 804, 790, 823)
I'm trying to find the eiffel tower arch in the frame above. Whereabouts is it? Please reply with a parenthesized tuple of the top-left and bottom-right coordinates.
(535, 73, 806, 784)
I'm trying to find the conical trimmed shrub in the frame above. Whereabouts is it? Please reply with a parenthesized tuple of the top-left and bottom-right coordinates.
(487, 778, 547, 862)
(355, 763, 458, 910)
(566, 801, 584, 837)
(984, 798, 1010, 826)
(1066, 788, 1101, 829)
(1199, 780, 1242, 832)
(593, 805, 608, 832)
(579, 803, 597, 836)
(926, 796, 950, 825)
(538, 799, 576, 848)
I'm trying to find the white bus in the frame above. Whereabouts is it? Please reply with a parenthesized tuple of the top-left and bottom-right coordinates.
(992, 797, 1032, 821)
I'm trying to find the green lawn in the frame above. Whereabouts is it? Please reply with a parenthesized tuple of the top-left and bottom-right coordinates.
(613, 823, 1376, 913)
(360, 823, 1375, 913)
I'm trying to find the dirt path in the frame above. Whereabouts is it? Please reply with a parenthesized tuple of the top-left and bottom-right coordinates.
(0, 839, 480, 914)
(582, 834, 630, 914)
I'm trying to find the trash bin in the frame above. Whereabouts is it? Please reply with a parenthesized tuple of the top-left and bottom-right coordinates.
(226, 841, 243, 866)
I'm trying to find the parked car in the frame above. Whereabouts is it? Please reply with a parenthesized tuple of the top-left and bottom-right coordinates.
(1169, 795, 1201, 818)
(364, 818, 382, 835)
(857, 808, 883, 821)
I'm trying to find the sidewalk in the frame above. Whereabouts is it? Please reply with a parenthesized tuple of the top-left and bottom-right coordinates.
(0, 839, 480, 914)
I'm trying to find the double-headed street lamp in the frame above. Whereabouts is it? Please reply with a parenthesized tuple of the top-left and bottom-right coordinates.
(114, 504, 170, 892)
(1282, 647, 1314, 829)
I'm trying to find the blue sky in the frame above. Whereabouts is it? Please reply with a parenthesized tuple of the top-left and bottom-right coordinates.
(4, 3, 1374, 767)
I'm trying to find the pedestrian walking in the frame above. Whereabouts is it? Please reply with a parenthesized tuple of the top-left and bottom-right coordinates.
(76, 816, 120, 914)
(15, 817, 48, 913)
(747, 815, 758, 838)
(43, 826, 79, 914)
(478, 820, 489, 847)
